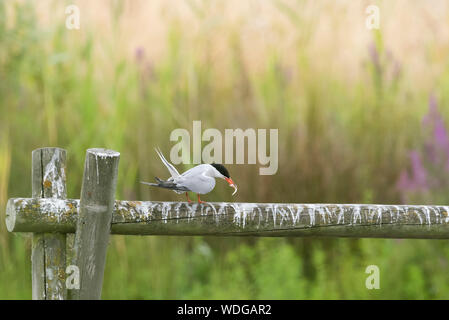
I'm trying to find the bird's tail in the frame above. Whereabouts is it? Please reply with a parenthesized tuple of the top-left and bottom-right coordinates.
(155, 147, 180, 179)
(140, 177, 189, 193)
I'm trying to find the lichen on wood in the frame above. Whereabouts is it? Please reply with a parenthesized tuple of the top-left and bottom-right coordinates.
(7, 199, 449, 238)
(31, 147, 68, 300)
(70, 148, 120, 300)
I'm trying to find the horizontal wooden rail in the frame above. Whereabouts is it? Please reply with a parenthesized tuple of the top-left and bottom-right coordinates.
(6, 198, 449, 238)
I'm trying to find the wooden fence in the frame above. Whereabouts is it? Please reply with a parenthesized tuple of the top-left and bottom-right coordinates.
(5, 147, 449, 299)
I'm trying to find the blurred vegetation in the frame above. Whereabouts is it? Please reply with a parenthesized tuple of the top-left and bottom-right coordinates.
(1, 0, 449, 299)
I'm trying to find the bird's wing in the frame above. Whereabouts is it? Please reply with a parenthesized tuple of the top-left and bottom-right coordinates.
(175, 164, 216, 194)
(179, 173, 215, 194)
(178, 164, 210, 178)
(155, 147, 180, 179)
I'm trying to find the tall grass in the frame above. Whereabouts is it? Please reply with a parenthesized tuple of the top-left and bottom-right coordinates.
(1, 0, 449, 299)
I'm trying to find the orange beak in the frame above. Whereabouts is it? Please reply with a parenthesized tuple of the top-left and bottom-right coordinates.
(225, 177, 238, 196)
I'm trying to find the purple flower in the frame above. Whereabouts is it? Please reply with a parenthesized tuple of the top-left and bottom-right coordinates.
(135, 46, 145, 62)
(391, 57, 401, 81)
(422, 94, 439, 127)
(398, 94, 449, 202)
(368, 42, 382, 75)
(398, 151, 428, 192)
(410, 151, 428, 188)
(435, 119, 449, 150)
(422, 94, 449, 170)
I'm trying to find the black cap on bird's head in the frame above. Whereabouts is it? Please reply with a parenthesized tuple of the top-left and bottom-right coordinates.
(210, 163, 237, 195)
(211, 163, 230, 178)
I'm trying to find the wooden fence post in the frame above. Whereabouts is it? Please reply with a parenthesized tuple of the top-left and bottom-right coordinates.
(8, 200, 449, 238)
(31, 147, 67, 300)
(71, 148, 120, 300)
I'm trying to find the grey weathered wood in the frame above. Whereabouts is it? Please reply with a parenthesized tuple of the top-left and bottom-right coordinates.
(65, 233, 76, 300)
(71, 148, 120, 300)
(7, 199, 449, 238)
(31, 148, 67, 300)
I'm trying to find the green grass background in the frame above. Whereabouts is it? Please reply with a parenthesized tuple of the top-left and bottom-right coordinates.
(1, 0, 449, 299)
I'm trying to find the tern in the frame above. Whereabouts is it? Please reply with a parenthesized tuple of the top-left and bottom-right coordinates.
(141, 148, 238, 203)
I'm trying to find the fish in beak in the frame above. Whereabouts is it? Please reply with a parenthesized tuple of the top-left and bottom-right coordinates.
(225, 177, 238, 196)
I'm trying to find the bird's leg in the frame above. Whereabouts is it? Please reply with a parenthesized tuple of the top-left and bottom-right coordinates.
(185, 192, 192, 203)
(197, 194, 206, 204)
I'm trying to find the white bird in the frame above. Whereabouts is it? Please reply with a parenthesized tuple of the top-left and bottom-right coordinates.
(141, 148, 237, 203)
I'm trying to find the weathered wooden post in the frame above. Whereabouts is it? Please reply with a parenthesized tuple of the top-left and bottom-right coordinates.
(6, 147, 449, 300)
(9, 200, 449, 238)
(71, 148, 120, 300)
(31, 147, 67, 300)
